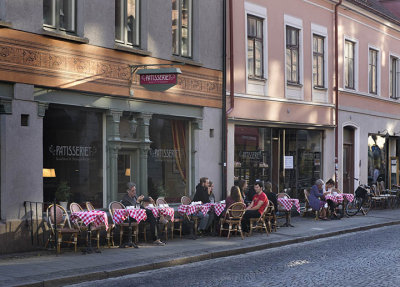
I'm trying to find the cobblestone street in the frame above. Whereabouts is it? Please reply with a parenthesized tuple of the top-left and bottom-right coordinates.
(69, 224, 400, 287)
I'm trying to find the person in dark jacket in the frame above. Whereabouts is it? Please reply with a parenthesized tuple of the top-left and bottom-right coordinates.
(193, 177, 210, 203)
(264, 181, 278, 213)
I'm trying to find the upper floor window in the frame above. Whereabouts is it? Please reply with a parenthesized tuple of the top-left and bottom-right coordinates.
(390, 56, 399, 99)
(369, 48, 378, 94)
(43, 0, 76, 33)
(286, 26, 300, 84)
(172, 0, 192, 58)
(247, 15, 263, 79)
(313, 34, 325, 88)
(115, 0, 140, 47)
(344, 40, 355, 89)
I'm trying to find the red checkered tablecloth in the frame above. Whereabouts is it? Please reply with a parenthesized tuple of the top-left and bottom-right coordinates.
(325, 193, 354, 203)
(70, 211, 109, 230)
(178, 203, 226, 216)
(112, 208, 147, 225)
(178, 204, 202, 216)
(210, 203, 226, 216)
(278, 198, 300, 214)
(146, 206, 175, 221)
(342, 193, 354, 202)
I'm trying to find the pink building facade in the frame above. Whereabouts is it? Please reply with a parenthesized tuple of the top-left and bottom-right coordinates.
(226, 0, 400, 197)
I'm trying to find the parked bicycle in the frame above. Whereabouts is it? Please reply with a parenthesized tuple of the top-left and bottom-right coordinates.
(345, 181, 372, 216)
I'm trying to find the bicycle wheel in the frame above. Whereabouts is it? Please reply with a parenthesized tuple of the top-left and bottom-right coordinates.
(346, 197, 362, 216)
(362, 196, 371, 215)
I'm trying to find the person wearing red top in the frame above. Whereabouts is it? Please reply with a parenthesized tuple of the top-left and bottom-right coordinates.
(241, 180, 269, 234)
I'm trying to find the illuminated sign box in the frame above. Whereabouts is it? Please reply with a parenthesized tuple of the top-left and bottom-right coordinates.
(137, 68, 181, 91)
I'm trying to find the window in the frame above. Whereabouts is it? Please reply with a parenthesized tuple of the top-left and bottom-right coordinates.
(115, 0, 140, 47)
(286, 26, 300, 84)
(369, 48, 378, 94)
(390, 56, 399, 99)
(344, 40, 355, 89)
(247, 15, 263, 79)
(43, 0, 76, 33)
(172, 0, 192, 58)
(313, 35, 325, 88)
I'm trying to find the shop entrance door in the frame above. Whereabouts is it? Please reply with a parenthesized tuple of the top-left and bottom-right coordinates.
(117, 150, 139, 198)
(343, 127, 355, 194)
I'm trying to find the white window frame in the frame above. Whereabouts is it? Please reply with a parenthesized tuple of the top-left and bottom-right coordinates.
(368, 45, 380, 96)
(244, 2, 268, 96)
(284, 14, 303, 100)
(343, 36, 359, 91)
(311, 23, 328, 103)
(115, 0, 141, 47)
(43, 0, 76, 34)
(389, 53, 400, 100)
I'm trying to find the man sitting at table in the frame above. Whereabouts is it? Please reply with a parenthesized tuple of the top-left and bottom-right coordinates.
(191, 177, 211, 234)
(121, 182, 165, 246)
(241, 180, 269, 235)
(324, 178, 340, 220)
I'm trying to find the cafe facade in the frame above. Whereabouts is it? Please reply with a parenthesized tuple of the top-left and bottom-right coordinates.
(0, 0, 223, 253)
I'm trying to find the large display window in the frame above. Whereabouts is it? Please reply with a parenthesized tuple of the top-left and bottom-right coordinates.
(368, 134, 387, 186)
(148, 116, 188, 202)
(43, 105, 103, 207)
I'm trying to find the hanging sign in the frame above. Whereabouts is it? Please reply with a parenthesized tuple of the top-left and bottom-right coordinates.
(137, 68, 181, 91)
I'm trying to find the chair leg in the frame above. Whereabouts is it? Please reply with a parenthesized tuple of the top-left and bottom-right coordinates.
(227, 224, 232, 239)
(57, 232, 62, 254)
(239, 225, 244, 240)
(74, 234, 78, 252)
(120, 229, 123, 246)
(97, 231, 100, 249)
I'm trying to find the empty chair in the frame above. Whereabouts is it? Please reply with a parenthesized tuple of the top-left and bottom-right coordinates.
(46, 204, 80, 253)
(85, 201, 95, 211)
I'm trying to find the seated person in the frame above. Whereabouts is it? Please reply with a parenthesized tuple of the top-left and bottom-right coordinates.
(222, 186, 244, 217)
(244, 184, 256, 206)
(237, 179, 248, 204)
(309, 179, 328, 220)
(324, 178, 340, 219)
(121, 182, 165, 246)
(241, 180, 269, 234)
(264, 181, 278, 213)
(193, 177, 210, 233)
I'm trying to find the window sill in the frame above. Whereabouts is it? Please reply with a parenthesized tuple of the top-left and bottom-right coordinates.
(171, 56, 203, 67)
(114, 44, 152, 56)
(0, 20, 12, 28)
(248, 77, 267, 83)
(287, 82, 303, 88)
(42, 29, 89, 44)
(313, 86, 327, 91)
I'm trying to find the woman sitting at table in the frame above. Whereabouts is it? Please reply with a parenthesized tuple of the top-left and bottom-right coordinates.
(324, 178, 340, 219)
(222, 186, 244, 217)
(309, 179, 328, 220)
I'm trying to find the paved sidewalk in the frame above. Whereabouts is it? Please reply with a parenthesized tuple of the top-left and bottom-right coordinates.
(1, 208, 400, 287)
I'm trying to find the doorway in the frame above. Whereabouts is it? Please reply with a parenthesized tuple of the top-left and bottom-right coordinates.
(117, 150, 139, 199)
(343, 127, 355, 193)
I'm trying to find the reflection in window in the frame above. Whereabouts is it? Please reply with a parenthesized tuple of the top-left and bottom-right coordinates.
(43, 0, 76, 33)
(148, 117, 188, 202)
(369, 48, 378, 94)
(234, 126, 271, 185)
(286, 26, 300, 84)
(313, 34, 324, 88)
(115, 0, 140, 47)
(247, 15, 263, 79)
(172, 0, 192, 58)
(43, 105, 103, 207)
(368, 134, 386, 186)
(345, 40, 355, 89)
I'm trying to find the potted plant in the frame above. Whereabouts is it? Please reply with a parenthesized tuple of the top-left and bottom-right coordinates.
(55, 181, 71, 210)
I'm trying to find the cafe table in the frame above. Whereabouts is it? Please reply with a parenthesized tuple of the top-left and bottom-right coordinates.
(112, 208, 147, 248)
(146, 205, 175, 221)
(277, 198, 300, 227)
(70, 210, 109, 253)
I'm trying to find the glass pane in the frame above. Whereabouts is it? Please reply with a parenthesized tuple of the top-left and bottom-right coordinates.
(172, 0, 179, 55)
(291, 29, 297, 46)
(286, 49, 291, 81)
(345, 58, 349, 87)
(318, 56, 323, 86)
(248, 39, 254, 77)
(318, 38, 323, 53)
(43, 105, 103, 207)
(60, 0, 76, 32)
(313, 56, 317, 86)
(255, 40, 262, 77)
(292, 50, 298, 82)
(118, 154, 131, 195)
(115, 0, 123, 41)
(181, 0, 192, 57)
(248, 18, 256, 37)
(127, 0, 139, 46)
(313, 36, 318, 52)
(349, 59, 354, 88)
(256, 19, 262, 38)
(368, 134, 387, 186)
(148, 117, 188, 202)
(43, 0, 55, 27)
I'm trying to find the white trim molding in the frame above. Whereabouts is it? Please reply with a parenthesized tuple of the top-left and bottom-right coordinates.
(284, 14, 304, 100)
(245, 2, 268, 97)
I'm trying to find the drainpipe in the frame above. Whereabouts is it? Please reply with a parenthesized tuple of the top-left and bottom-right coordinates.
(223, 0, 234, 199)
(334, 0, 343, 188)
(222, 0, 227, 199)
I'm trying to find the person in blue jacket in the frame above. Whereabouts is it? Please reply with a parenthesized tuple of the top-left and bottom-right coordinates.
(309, 179, 328, 220)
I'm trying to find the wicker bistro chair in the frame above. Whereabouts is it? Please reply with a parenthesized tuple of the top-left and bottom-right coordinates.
(46, 204, 80, 253)
(180, 195, 199, 234)
(265, 201, 277, 232)
(109, 201, 140, 245)
(85, 201, 95, 211)
(69, 202, 112, 248)
(249, 201, 273, 236)
(155, 198, 173, 241)
(219, 202, 246, 239)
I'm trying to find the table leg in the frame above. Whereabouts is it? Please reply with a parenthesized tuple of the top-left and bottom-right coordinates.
(82, 224, 101, 254)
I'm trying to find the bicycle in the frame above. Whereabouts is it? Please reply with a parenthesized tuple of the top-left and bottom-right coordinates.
(345, 183, 372, 216)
